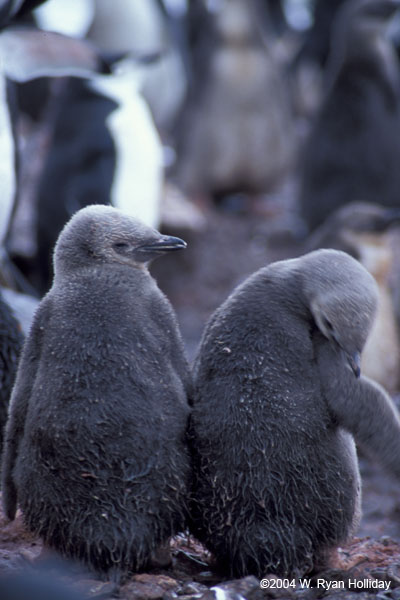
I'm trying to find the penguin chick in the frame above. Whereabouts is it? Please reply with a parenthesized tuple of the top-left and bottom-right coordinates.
(1, 205, 191, 579)
(306, 202, 400, 392)
(0, 292, 24, 457)
(299, 0, 400, 231)
(189, 249, 400, 578)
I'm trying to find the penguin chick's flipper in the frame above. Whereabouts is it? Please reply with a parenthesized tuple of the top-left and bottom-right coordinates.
(316, 337, 400, 479)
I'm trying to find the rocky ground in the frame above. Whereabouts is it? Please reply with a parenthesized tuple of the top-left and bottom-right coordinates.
(1, 463, 400, 600)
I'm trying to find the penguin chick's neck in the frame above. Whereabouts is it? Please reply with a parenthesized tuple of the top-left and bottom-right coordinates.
(53, 254, 150, 288)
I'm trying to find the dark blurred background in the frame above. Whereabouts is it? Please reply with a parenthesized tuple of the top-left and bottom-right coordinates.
(6, 0, 399, 381)
(3, 0, 400, 377)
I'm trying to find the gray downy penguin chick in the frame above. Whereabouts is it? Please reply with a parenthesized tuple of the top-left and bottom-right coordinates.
(189, 249, 400, 578)
(2, 205, 191, 579)
(306, 202, 400, 392)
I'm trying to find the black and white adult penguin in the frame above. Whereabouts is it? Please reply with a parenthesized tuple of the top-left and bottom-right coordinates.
(25, 59, 164, 296)
(298, 0, 400, 231)
(173, 0, 295, 202)
(7, 0, 165, 296)
(189, 249, 400, 578)
(2, 205, 191, 580)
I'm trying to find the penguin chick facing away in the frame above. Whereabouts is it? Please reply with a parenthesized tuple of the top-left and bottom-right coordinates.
(189, 249, 400, 578)
(1, 205, 191, 579)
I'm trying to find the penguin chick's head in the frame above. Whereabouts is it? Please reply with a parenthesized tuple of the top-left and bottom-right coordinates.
(53, 204, 186, 276)
(323, 201, 400, 235)
(300, 249, 379, 377)
(306, 202, 400, 268)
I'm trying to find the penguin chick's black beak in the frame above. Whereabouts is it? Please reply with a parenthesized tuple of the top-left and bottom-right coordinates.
(347, 351, 361, 378)
(137, 235, 187, 254)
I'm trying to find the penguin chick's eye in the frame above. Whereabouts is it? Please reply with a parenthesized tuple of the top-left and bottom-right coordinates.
(323, 318, 334, 332)
(113, 242, 130, 252)
(321, 316, 340, 346)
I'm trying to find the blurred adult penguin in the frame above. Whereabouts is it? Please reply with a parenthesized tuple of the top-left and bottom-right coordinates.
(32, 58, 164, 295)
(86, 0, 188, 132)
(290, 0, 347, 115)
(173, 0, 295, 202)
(298, 0, 400, 231)
(10, 0, 166, 297)
(294, 0, 346, 66)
